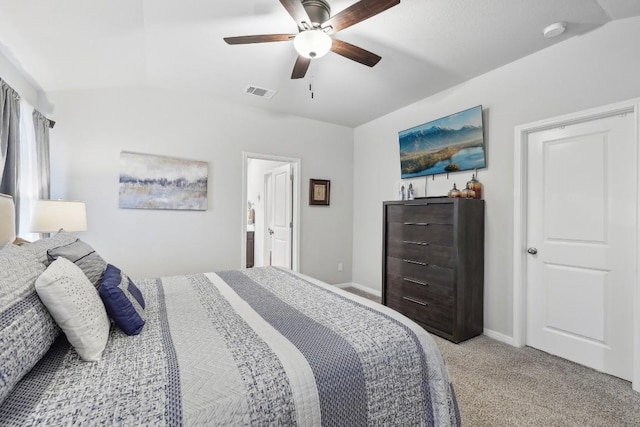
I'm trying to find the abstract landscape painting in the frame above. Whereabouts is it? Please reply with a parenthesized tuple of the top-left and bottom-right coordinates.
(399, 105, 486, 178)
(119, 151, 208, 210)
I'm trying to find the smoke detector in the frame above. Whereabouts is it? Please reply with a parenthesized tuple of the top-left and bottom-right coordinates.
(244, 85, 277, 99)
(543, 21, 567, 38)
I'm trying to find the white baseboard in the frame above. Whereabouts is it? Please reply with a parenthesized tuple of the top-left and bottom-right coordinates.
(334, 282, 382, 297)
(483, 328, 515, 346)
(333, 282, 352, 289)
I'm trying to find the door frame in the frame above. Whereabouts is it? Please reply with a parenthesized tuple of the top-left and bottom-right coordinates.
(241, 152, 301, 272)
(512, 98, 640, 391)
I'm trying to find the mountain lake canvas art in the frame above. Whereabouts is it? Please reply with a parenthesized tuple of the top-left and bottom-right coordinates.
(399, 105, 486, 178)
(119, 151, 208, 210)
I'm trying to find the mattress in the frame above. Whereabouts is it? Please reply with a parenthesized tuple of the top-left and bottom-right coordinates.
(0, 266, 460, 426)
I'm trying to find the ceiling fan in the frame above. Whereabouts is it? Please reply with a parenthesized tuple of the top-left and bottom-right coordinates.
(223, 0, 400, 79)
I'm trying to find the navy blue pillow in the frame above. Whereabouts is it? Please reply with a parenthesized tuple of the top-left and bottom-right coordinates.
(99, 264, 145, 335)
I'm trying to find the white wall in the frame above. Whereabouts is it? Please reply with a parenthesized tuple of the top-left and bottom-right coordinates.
(352, 17, 640, 338)
(0, 49, 40, 109)
(47, 86, 354, 284)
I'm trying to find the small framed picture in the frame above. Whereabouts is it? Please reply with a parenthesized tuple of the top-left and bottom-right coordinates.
(309, 179, 330, 206)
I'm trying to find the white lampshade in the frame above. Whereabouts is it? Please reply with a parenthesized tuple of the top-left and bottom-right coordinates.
(31, 200, 88, 233)
(0, 194, 16, 245)
(293, 30, 332, 59)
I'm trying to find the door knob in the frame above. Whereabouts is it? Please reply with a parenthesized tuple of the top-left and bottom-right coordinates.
(268, 228, 274, 236)
(527, 247, 538, 255)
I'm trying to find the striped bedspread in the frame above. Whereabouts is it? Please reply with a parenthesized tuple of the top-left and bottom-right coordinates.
(0, 267, 460, 426)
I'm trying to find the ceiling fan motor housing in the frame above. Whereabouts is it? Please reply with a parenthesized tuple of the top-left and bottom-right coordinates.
(302, 0, 331, 27)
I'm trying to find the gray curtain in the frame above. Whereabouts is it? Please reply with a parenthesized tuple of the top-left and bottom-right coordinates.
(0, 79, 21, 231)
(33, 110, 51, 199)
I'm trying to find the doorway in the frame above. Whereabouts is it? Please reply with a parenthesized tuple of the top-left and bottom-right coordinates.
(241, 152, 300, 271)
(512, 99, 640, 391)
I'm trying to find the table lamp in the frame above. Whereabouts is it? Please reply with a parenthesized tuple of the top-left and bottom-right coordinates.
(31, 200, 88, 233)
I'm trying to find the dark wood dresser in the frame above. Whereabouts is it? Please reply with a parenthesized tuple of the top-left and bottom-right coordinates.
(382, 197, 484, 343)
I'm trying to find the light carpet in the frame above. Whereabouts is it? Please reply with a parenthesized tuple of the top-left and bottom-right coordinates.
(341, 287, 640, 426)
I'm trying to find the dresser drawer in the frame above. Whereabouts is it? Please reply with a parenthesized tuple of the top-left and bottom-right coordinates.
(386, 274, 454, 302)
(386, 290, 453, 334)
(386, 240, 454, 268)
(386, 202, 454, 225)
(385, 256, 454, 289)
(386, 222, 453, 247)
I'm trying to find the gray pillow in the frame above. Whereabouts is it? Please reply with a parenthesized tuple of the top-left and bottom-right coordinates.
(0, 244, 60, 405)
(23, 230, 77, 265)
(47, 239, 107, 288)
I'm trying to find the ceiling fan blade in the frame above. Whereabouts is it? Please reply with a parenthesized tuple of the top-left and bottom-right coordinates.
(224, 34, 295, 45)
(323, 0, 400, 35)
(291, 56, 311, 79)
(279, 0, 311, 25)
(331, 38, 381, 67)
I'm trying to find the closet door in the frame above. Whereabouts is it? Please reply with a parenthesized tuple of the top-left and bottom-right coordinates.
(526, 113, 636, 380)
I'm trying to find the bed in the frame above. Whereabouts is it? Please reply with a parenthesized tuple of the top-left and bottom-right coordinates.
(0, 198, 460, 426)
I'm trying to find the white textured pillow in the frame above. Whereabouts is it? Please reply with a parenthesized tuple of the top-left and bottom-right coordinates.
(35, 257, 110, 361)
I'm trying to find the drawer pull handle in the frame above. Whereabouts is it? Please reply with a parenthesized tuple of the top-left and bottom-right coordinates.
(403, 240, 428, 246)
(404, 277, 428, 286)
(406, 202, 453, 207)
(403, 222, 428, 226)
(403, 259, 427, 266)
(403, 296, 428, 306)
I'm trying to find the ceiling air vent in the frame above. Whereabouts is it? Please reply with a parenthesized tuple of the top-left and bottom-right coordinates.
(245, 85, 277, 99)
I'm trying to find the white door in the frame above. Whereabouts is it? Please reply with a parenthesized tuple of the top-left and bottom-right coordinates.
(264, 164, 292, 269)
(526, 113, 636, 380)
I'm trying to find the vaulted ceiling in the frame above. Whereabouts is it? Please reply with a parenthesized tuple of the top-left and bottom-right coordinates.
(1, 0, 639, 127)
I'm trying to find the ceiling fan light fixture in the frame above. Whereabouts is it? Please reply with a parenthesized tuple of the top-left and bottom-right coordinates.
(293, 30, 332, 59)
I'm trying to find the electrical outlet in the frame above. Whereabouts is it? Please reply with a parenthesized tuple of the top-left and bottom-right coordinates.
(338, 262, 343, 272)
